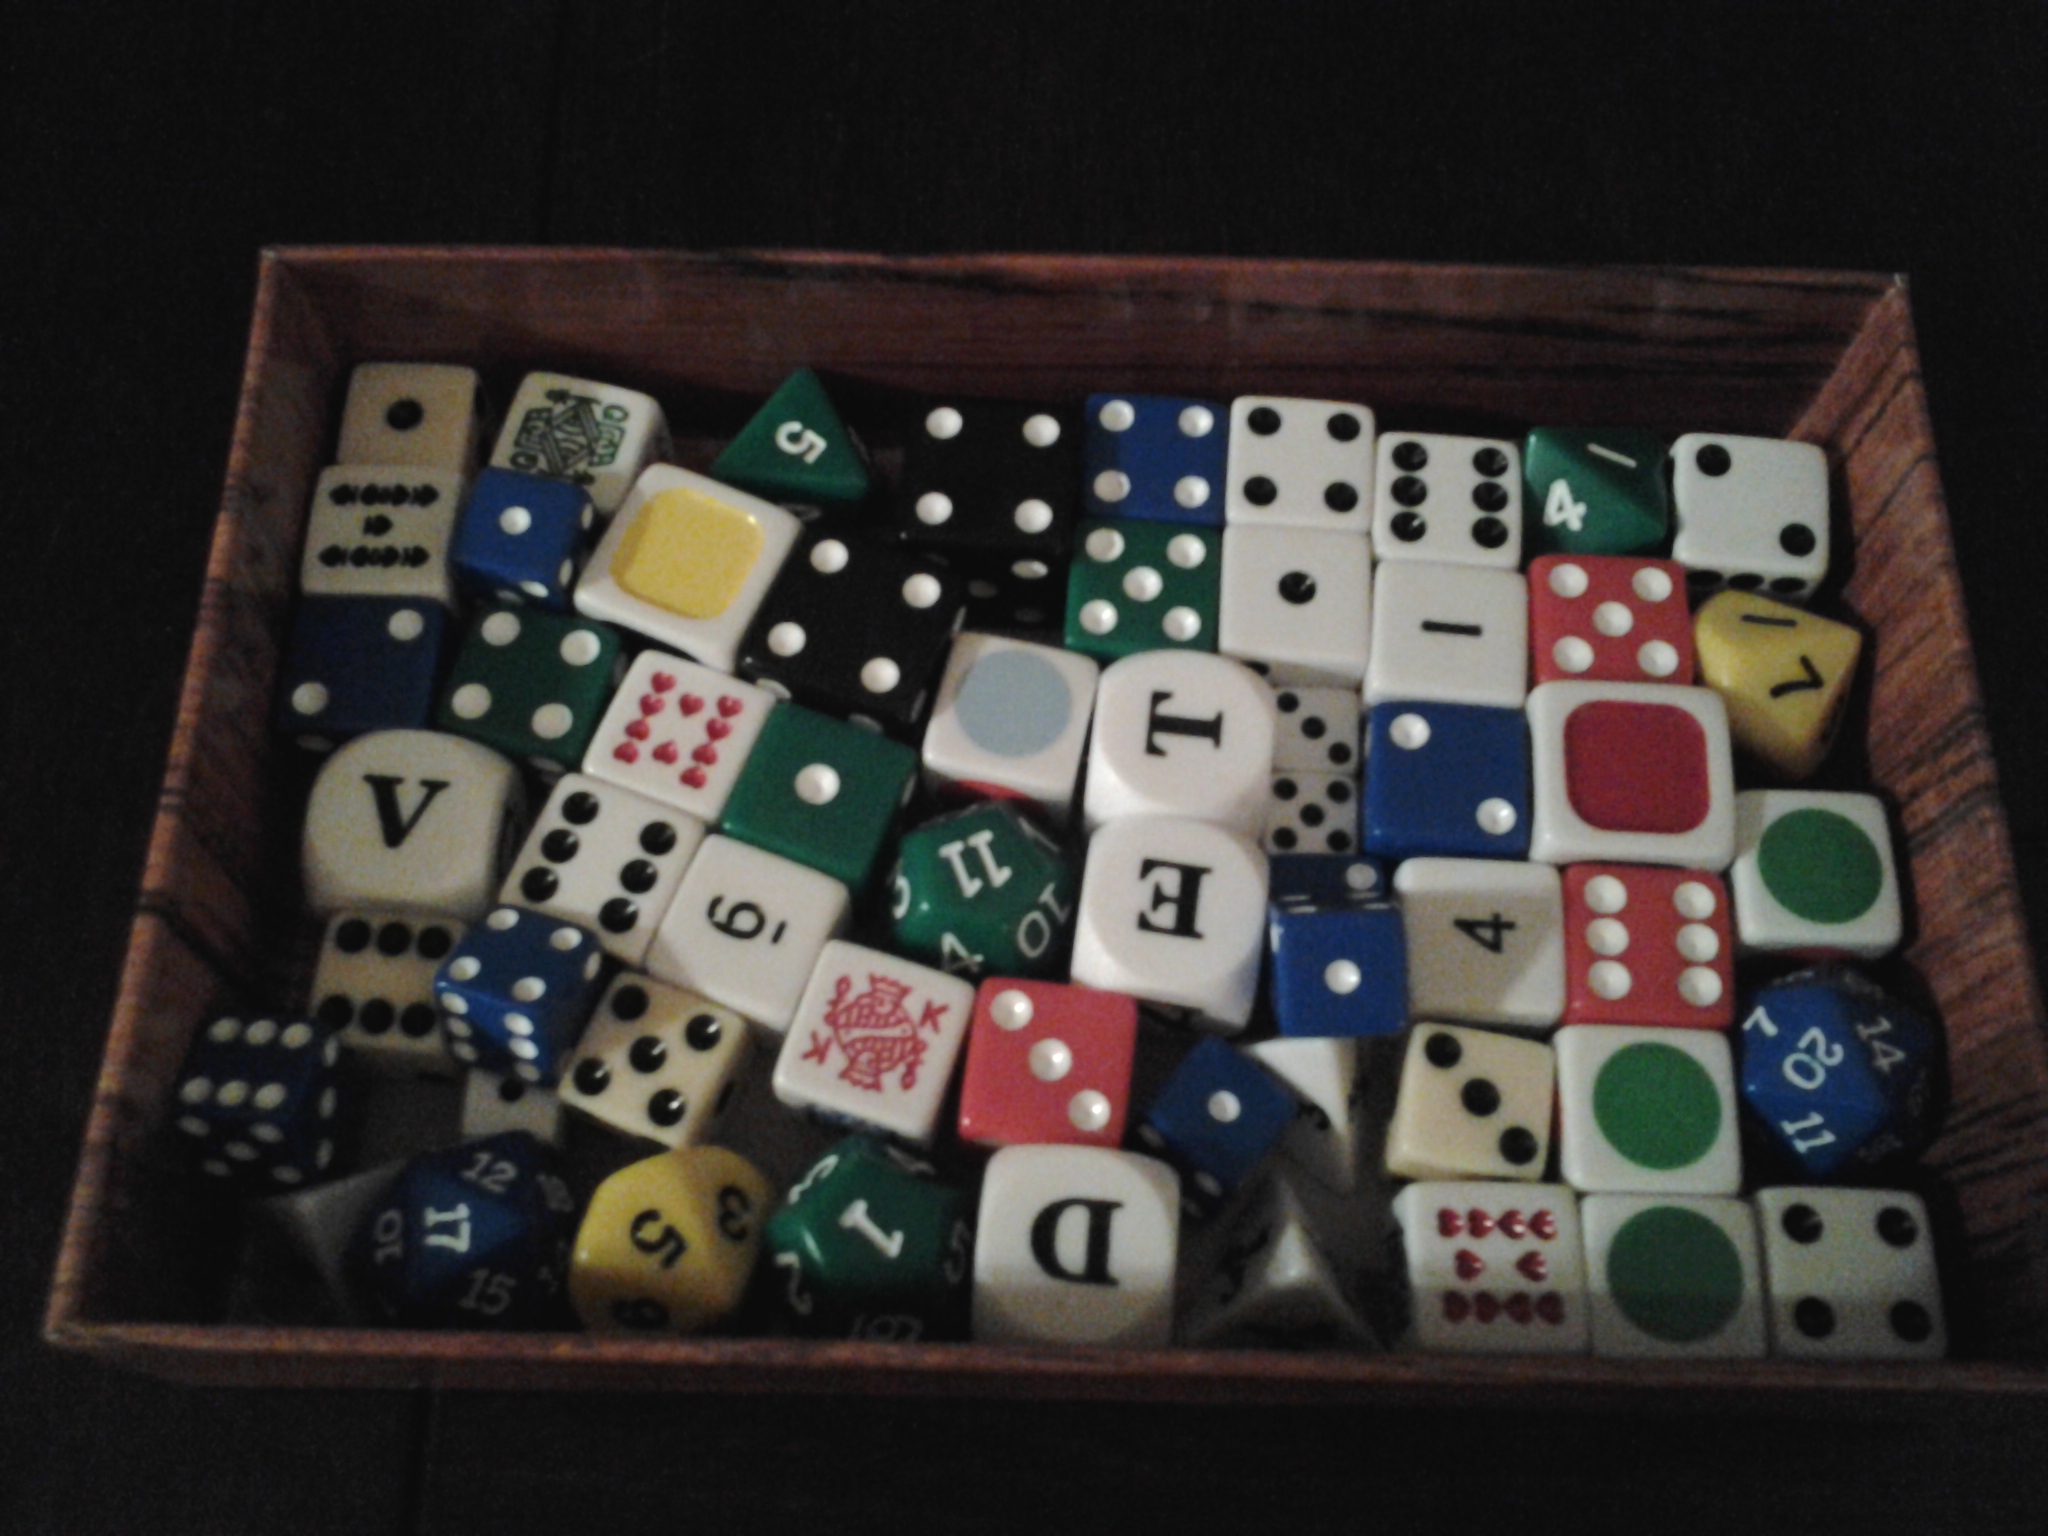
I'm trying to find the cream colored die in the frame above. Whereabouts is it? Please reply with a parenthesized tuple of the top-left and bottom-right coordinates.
(460, 1069, 564, 1146)
(338, 363, 485, 474)
(1384, 1023, 1555, 1182)
(560, 974, 752, 1150)
(491, 370, 671, 515)
(1392, 1181, 1589, 1354)
(1393, 858, 1565, 1031)
(300, 464, 464, 606)
(1754, 1187, 1945, 1360)
(310, 910, 466, 1075)
(1582, 1194, 1767, 1358)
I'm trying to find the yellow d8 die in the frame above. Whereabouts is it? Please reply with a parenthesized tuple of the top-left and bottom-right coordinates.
(570, 1146, 775, 1334)
(1693, 592, 1862, 779)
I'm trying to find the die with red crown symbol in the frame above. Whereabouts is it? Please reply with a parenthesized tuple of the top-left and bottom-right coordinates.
(957, 979, 1140, 1149)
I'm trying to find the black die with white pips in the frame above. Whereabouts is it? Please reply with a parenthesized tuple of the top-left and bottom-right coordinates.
(558, 976, 753, 1150)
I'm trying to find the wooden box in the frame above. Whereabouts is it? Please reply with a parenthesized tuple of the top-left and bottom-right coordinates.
(44, 249, 2048, 1405)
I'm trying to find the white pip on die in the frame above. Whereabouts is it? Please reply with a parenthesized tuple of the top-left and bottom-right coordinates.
(310, 910, 466, 1075)
(1754, 1187, 1945, 1360)
(337, 363, 486, 474)
(1082, 650, 1275, 835)
(1373, 432, 1522, 569)
(1392, 1182, 1589, 1354)
(1393, 858, 1564, 1031)
(490, 370, 670, 516)
(1218, 526, 1372, 686)
(560, 974, 752, 1149)
(1669, 433, 1829, 603)
(460, 1070, 564, 1145)
(583, 651, 779, 824)
(1223, 396, 1375, 533)
(1182, 1172, 1378, 1350)
(920, 633, 1099, 826)
(300, 464, 464, 607)
(1365, 561, 1529, 709)
(1582, 1194, 1767, 1359)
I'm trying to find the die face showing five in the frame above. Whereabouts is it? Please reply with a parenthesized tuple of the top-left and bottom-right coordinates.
(1561, 864, 1733, 1028)
(1263, 771, 1360, 856)
(1365, 561, 1528, 709)
(894, 398, 1078, 558)
(1372, 432, 1523, 568)
(1082, 650, 1276, 835)
(339, 363, 486, 474)
(435, 906, 609, 1086)
(1224, 396, 1376, 532)
(1184, 1172, 1378, 1350)
(569, 1146, 774, 1334)
(582, 650, 779, 824)
(277, 596, 450, 751)
(711, 368, 872, 520)
(1393, 858, 1564, 1031)
(920, 633, 1099, 825)
(1729, 790, 1902, 959)
(460, 1070, 565, 1146)
(1243, 1036, 1364, 1193)
(312, 910, 465, 1075)
(451, 468, 596, 611)
(559, 974, 751, 1149)
(1267, 903, 1407, 1039)
(1669, 433, 1829, 603)
(1269, 684, 1361, 774)
(1392, 1182, 1589, 1354)
(718, 702, 919, 894)
(1754, 1187, 1945, 1360)
(1063, 519, 1220, 662)
(1555, 1026, 1742, 1195)
(491, 370, 670, 516)
(436, 605, 623, 776)
(173, 1016, 352, 1191)
(889, 802, 1078, 982)
(1082, 394, 1229, 525)
(1135, 1037, 1297, 1213)
(957, 979, 1138, 1149)
(1218, 526, 1372, 686)
(1581, 1194, 1766, 1359)
(1528, 555, 1694, 687)
(1362, 702, 1531, 862)
(1385, 1024, 1555, 1182)
(1693, 592, 1863, 780)
(300, 464, 463, 605)
(1521, 427, 1671, 559)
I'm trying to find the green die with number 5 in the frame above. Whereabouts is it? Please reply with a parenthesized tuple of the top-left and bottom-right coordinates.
(889, 802, 1078, 981)
(1522, 427, 1671, 558)
(709, 368, 872, 521)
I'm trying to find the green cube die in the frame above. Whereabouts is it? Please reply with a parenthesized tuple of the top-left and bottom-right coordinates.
(436, 604, 622, 772)
(719, 702, 918, 892)
(1063, 518, 1220, 662)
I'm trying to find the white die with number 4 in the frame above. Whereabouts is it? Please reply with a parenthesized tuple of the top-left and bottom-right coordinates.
(1394, 858, 1564, 1030)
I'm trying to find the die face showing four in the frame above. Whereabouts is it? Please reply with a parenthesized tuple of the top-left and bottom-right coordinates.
(460, 1070, 565, 1146)
(957, 979, 1139, 1149)
(1224, 396, 1376, 532)
(1693, 592, 1863, 779)
(582, 650, 778, 824)
(1362, 702, 1531, 862)
(436, 605, 622, 776)
(889, 802, 1078, 982)
(277, 596, 450, 750)
(300, 465, 463, 605)
(1555, 1026, 1742, 1195)
(1561, 865, 1733, 1029)
(1372, 433, 1522, 568)
(1267, 903, 1407, 1039)
(435, 906, 609, 1086)
(1263, 771, 1360, 856)
(173, 1016, 352, 1191)
(1269, 684, 1361, 775)
(1528, 555, 1694, 687)
(1385, 1024, 1555, 1182)
(718, 703, 919, 894)
(559, 975, 751, 1149)
(972, 1145, 1181, 1346)
(1581, 1194, 1766, 1359)
(711, 368, 872, 519)
(1082, 650, 1276, 835)
(1729, 790, 1902, 959)
(1365, 562, 1528, 709)
(1135, 1036, 1297, 1213)
(491, 370, 670, 515)
(569, 1146, 774, 1334)
(1243, 1036, 1363, 1193)
(1393, 858, 1564, 1031)
(1082, 394, 1229, 525)
(1669, 433, 1829, 603)
(1392, 1182, 1589, 1354)
(1218, 526, 1372, 686)
(338, 363, 485, 474)
(451, 468, 595, 611)
(894, 398, 1078, 558)
(1184, 1172, 1378, 1349)
(312, 910, 465, 1074)
(1063, 519, 1220, 662)
(1521, 428, 1671, 559)
(1754, 1187, 1945, 1360)
(920, 632, 1099, 825)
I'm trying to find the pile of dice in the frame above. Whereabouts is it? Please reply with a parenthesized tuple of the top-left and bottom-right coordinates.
(168, 363, 1947, 1359)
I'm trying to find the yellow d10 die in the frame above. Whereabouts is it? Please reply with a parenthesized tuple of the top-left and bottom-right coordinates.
(1693, 592, 1862, 779)
(570, 1145, 776, 1334)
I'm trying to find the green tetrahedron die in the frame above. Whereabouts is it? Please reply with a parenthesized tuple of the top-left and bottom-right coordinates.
(1523, 427, 1671, 557)
(709, 368, 871, 521)
(889, 802, 1077, 981)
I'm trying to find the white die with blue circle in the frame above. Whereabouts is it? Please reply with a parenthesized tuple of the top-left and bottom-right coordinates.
(920, 632, 1099, 826)
(1082, 394, 1230, 524)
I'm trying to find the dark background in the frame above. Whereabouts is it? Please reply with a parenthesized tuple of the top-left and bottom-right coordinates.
(6, 3, 2047, 1530)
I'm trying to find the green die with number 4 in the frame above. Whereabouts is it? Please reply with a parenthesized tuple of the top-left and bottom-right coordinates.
(765, 1136, 974, 1340)
(1523, 428, 1671, 558)
(709, 368, 871, 521)
(889, 802, 1078, 981)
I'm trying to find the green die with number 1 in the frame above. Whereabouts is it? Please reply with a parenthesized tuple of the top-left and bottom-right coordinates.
(889, 802, 1078, 981)
(1522, 427, 1671, 557)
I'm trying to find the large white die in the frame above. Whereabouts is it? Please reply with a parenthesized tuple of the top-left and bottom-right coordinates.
(490, 370, 670, 515)
(1393, 858, 1564, 1030)
(920, 633, 1099, 825)
(1384, 1024, 1555, 1182)
(559, 973, 752, 1149)
(1372, 432, 1522, 568)
(1669, 433, 1829, 603)
(972, 1145, 1181, 1346)
(581, 650, 780, 824)
(1218, 526, 1372, 686)
(1182, 1172, 1378, 1349)
(337, 363, 485, 474)
(1754, 1187, 1945, 1360)
(302, 730, 526, 920)
(1728, 790, 1903, 959)
(1583, 1194, 1767, 1359)
(1243, 1036, 1363, 1193)
(772, 940, 975, 1146)
(1555, 1025, 1741, 1195)
(1082, 650, 1276, 835)
(1223, 395, 1376, 533)
(1365, 562, 1529, 708)
(1069, 816, 1268, 1032)
(1392, 1182, 1589, 1354)
(310, 910, 466, 1075)
(299, 464, 464, 606)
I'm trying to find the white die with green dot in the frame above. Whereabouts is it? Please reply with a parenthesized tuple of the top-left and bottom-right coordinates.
(1729, 790, 1902, 959)
(1582, 1193, 1766, 1359)
(1555, 1026, 1741, 1195)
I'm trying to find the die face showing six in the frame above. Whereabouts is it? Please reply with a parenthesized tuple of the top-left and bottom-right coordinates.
(957, 979, 1139, 1149)
(1365, 562, 1529, 709)
(1521, 428, 1671, 559)
(338, 363, 486, 474)
(718, 702, 919, 894)
(711, 368, 872, 519)
(302, 729, 527, 920)
(1729, 790, 1902, 959)
(574, 465, 802, 671)
(772, 941, 977, 1147)
(1081, 650, 1276, 835)
(1528, 555, 1694, 687)
(644, 834, 851, 1032)
(1555, 1026, 1742, 1195)
(1069, 816, 1269, 1031)
(1669, 433, 1829, 603)
(1063, 519, 1220, 662)
(889, 802, 1078, 982)
(972, 1145, 1181, 1346)
(1754, 1187, 1945, 1360)
(1560, 865, 1733, 1029)
(1526, 682, 1736, 870)
(1372, 432, 1522, 568)
(1243, 1036, 1363, 1193)
(920, 633, 1099, 824)
(894, 398, 1078, 557)
(436, 605, 623, 776)
(1263, 771, 1360, 856)
(1224, 396, 1376, 532)
(277, 596, 450, 751)
(173, 1015, 352, 1191)
(1269, 684, 1361, 775)
(560, 974, 751, 1149)
(1082, 394, 1229, 525)
(1218, 526, 1372, 686)
(1393, 858, 1564, 1031)
(1392, 1182, 1589, 1354)
(500, 774, 706, 966)
(1693, 591, 1863, 780)
(300, 464, 463, 605)
(491, 371, 670, 515)
(460, 1070, 565, 1146)
(312, 910, 465, 1075)
(1384, 1024, 1555, 1183)
(435, 907, 609, 1086)
(582, 650, 779, 824)
(1134, 1037, 1297, 1213)
(1267, 903, 1407, 1039)
(1362, 702, 1531, 862)
(569, 1146, 774, 1334)
(1184, 1172, 1378, 1350)
(451, 468, 596, 611)
(1582, 1194, 1766, 1359)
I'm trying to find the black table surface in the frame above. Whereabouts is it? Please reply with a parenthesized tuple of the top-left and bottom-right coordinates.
(7, 4, 2048, 1531)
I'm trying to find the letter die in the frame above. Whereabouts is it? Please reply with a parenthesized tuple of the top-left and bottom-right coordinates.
(582, 651, 779, 824)
(1581, 1194, 1766, 1358)
(890, 802, 1077, 982)
(1184, 1172, 1379, 1349)
(1134, 1037, 1296, 1215)
(1082, 650, 1276, 835)
(1393, 858, 1565, 1031)
(277, 596, 451, 752)
(437, 605, 623, 777)
(1267, 901, 1407, 1039)
(451, 468, 596, 611)
(920, 632, 1099, 825)
(1385, 1024, 1554, 1182)
(1554, 1026, 1742, 1195)
(1372, 432, 1522, 568)
(972, 1145, 1181, 1346)
(1521, 427, 1671, 558)
(1693, 592, 1863, 779)
(711, 368, 872, 520)
(1392, 1182, 1589, 1354)
(491, 370, 670, 516)
(299, 464, 463, 606)
(1218, 526, 1372, 686)
(1754, 1187, 1945, 1359)
(434, 906, 608, 1086)
(1729, 790, 1902, 959)
(172, 1015, 355, 1191)
(719, 702, 919, 895)
(311, 910, 465, 1075)
(956, 979, 1139, 1149)
(1561, 865, 1733, 1029)
(1528, 555, 1694, 686)
(1669, 433, 1829, 602)
(1223, 395, 1375, 532)
(1361, 702, 1531, 862)
(892, 397, 1077, 587)
(1063, 519, 1220, 662)
(560, 975, 751, 1148)
(1082, 393, 1228, 525)
(569, 1145, 775, 1334)
(338, 362, 485, 474)
(765, 1136, 974, 1340)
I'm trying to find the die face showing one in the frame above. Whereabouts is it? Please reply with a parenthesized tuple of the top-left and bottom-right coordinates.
(1218, 526, 1372, 686)
(1528, 556, 1695, 687)
(894, 398, 1078, 558)
(303, 730, 526, 920)
(1384, 1024, 1555, 1182)
(1224, 396, 1376, 532)
(559, 975, 751, 1149)
(1393, 858, 1564, 1031)
(574, 465, 802, 671)
(435, 907, 609, 1086)
(460, 1070, 565, 1146)
(1063, 519, 1220, 662)
(491, 370, 670, 515)
(1365, 562, 1529, 709)
(300, 465, 463, 605)
(1582, 1194, 1766, 1359)
(1267, 903, 1407, 1039)
(1754, 1188, 1945, 1360)
(972, 1145, 1181, 1346)
(436, 605, 623, 776)
(1362, 702, 1531, 862)
(1082, 394, 1229, 525)
(1392, 1182, 1589, 1354)
(1729, 790, 1902, 959)
(1081, 650, 1276, 835)
(1561, 865, 1733, 1029)
(1526, 682, 1737, 871)
(1372, 432, 1522, 568)
(1269, 684, 1361, 775)
(644, 834, 849, 1031)
(1693, 592, 1863, 780)
(582, 651, 779, 824)
(920, 633, 1099, 825)
(957, 980, 1139, 1150)
(312, 910, 465, 1075)
(1669, 433, 1830, 603)
(1555, 1026, 1742, 1195)
(1263, 771, 1360, 856)
(772, 941, 977, 1147)
(1267, 853, 1389, 911)
(1069, 816, 1269, 1032)
(1243, 1036, 1363, 1192)
(173, 1016, 353, 1191)
(1184, 1172, 1378, 1349)
(1135, 1037, 1297, 1213)
(450, 468, 596, 611)
(890, 803, 1077, 982)
(500, 775, 706, 966)
(277, 596, 450, 751)
(1521, 428, 1671, 558)
(711, 368, 872, 519)
(337, 363, 485, 474)
(718, 703, 919, 895)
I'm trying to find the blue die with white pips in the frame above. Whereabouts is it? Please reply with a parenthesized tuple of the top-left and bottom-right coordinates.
(1268, 901, 1407, 1038)
(434, 906, 609, 1087)
(1135, 1037, 1297, 1215)
(1362, 700, 1531, 862)
(1081, 393, 1231, 525)
(451, 468, 596, 611)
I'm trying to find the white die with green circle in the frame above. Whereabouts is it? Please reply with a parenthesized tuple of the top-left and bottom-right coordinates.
(1729, 790, 1902, 959)
(1555, 1026, 1741, 1195)
(1582, 1194, 1766, 1359)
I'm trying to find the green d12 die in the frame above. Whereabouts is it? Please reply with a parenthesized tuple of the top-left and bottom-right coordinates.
(437, 605, 623, 774)
(1523, 428, 1671, 557)
(709, 368, 871, 521)
(1063, 518, 1220, 662)
(889, 802, 1077, 980)
(718, 701, 918, 892)
(765, 1135, 974, 1339)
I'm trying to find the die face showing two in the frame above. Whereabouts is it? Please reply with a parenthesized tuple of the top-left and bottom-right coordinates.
(1362, 702, 1531, 862)
(1267, 903, 1407, 1039)
(173, 1016, 353, 1191)
(1082, 394, 1229, 525)
(1392, 1182, 1589, 1354)
(920, 633, 1099, 826)
(711, 368, 872, 520)
(718, 703, 919, 895)
(1063, 519, 1220, 661)
(434, 907, 608, 1086)
(889, 802, 1077, 982)
(491, 370, 670, 516)
(957, 980, 1139, 1149)
(560, 975, 751, 1149)
(1385, 1024, 1554, 1182)
(312, 911, 465, 1074)
(277, 597, 451, 751)
(1560, 865, 1733, 1029)
(582, 651, 779, 824)
(1581, 1194, 1766, 1358)
(569, 1146, 774, 1334)
(1669, 433, 1829, 604)
(1754, 1188, 1945, 1359)
(451, 469, 596, 611)
(1082, 650, 1276, 835)
(300, 465, 463, 606)
(1218, 527, 1372, 686)
(1521, 428, 1670, 559)
(1366, 562, 1528, 709)
(1693, 592, 1863, 779)
(1555, 1026, 1742, 1196)
(1730, 790, 1902, 959)
(1393, 858, 1564, 1031)
(1372, 433, 1522, 568)
(436, 605, 622, 775)
(338, 363, 486, 474)
(1224, 396, 1376, 532)
(1527, 555, 1694, 687)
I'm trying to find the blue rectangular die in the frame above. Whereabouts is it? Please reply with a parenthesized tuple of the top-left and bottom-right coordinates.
(1268, 853, 1391, 910)
(276, 595, 449, 751)
(1134, 1038, 1296, 1215)
(435, 906, 609, 1086)
(451, 468, 596, 611)
(1082, 394, 1230, 525)
(1268, 901, 1407, 1038)
(1363, 701, 1531, 862)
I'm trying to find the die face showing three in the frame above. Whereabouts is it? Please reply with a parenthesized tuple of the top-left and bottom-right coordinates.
(1063, 519, 1220, 661)
(1223, 396, 1376, 532)
(1082, 394, 1229, 525)
(1693, 591, 1863, 779)
(312, 911, 465, 1075)
(1669, 433, 1829, 603)
(491, 370, 670, 516)
(1521, 428, 1671, 559)
(1082, 650, 1276, 835)
(920, 632, 1099, 826)
(1269, 685, 1361, 775)
(712, 368, 872, 519)
(582, 650, 779, 824)
(1372, 432, 1523, 568)
(1560, 865, 1733, 1029)
(957, 980, 1139, 1150)
(560, 975, 752, 1149)
(1527, 555, 1694, 687)
(173, 1016, 353, 1191)
(889, 802, 1078, 982)
(1581, 1194, 1766, 1358)
(1754, 1187, 1945, 1360)
(339, 363, 486, 475)
(569, 1146, 774, 1334)
(1730, 790, 1902, 959)
(1392, 1182, 1589, 1354)
(1555, 1026, 1742, 1196)
(1366, 561, 1528, 709)
(1385, 1024, 1554, 1183)
(436, 605, 623, 775)
(451, 468, 595, 611)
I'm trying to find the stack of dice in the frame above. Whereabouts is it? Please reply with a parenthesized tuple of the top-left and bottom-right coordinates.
(163, 363, 1946, 1361)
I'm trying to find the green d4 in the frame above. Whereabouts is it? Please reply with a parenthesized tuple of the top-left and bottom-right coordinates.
(709, 368, 871, 521)
(718, 701, 918, 893)
(437, 604, 622, 773)
(1523, 428, 1670, 557)
(765, 1135, 973, 1339)
(889, 802, 1077, 980)
(1063, 518, 1220, 662)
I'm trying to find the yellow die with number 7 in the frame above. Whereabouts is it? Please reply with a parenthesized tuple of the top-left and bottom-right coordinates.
(570, 1145, 776, 1334)
(1693, 592, 1863, 780)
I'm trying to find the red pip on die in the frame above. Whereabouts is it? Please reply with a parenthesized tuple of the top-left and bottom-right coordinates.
(1561, 863, 1735, 1029)
(957, 978, 1139, 1148)
(1529, 554, 1695, 687)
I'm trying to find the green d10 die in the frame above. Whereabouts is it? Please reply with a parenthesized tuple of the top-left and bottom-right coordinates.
(1063, 518, 1220, 662)
(718, 701, 918, 893)
(437, 605, 623, 774)
(1523, 428, 1671, 558)
(765, 1135, 973, 1339)
(889, 802, 1077, 980)
(708, 368, 871, 521)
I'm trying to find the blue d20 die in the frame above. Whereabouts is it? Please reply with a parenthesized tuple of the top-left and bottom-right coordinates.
(275, 595, 450, 750)
(1362, 702, 1530, 862)
(171, 1015, 356, 1193)
(1082, 394, 1231, 525)
(1268, 902, 1407, 1038)
(1134, 1038, 1296, 1215)
(1737, 966, 1941, 1178)
(1267, 852, 1391, 910)
(435, 907, 609, 1086)
(451, 468, 596, 611)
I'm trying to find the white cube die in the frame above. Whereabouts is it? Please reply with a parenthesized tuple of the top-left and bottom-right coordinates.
(1393, 858, 1564, 1031)
(1269, 684, 1361, 775)
(1754, 1187, 1945, 1360)
(310, 910, 465, 1075)
(1392, 1182, 1589, 1354)
(491, 370, 670, 515)
(1669, 433, 1829, 603)
(459, 1070, 564, 1145)
(582, 651, 780, 824)
(1223, 395, 1375, 532)
(1582, 1194, 1767, 1359)
(337, 363, 485, 474)
(1373, 432, 1522, 568)
(1385, 1024, 1555, 1182)
(560, 974, 752, 1149)
(1555, 1026, 1741, 1195)
(920, 633, 1099, 825)
(300, 464, 464, 606)
(1218, 526, 1372, 686)
(1366, 562, 1528, 709)
(1729, 790, 1903, 959)
(1082, 650, 1276, 835)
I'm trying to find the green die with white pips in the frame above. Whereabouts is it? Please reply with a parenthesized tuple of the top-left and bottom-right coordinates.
(888, 802, 1078, 981)
(1523, 428, 1671, 558)
(436, 603, 623, 775)
(1555, 1026, 1742, 1195)
(1063, 518, 1220, 662)
(709, 368, 871, 521)
(717, 702, 919, 893)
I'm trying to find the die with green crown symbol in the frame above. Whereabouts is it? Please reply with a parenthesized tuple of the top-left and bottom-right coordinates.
(717, 702, 919, 893)
(437, 604, 623, 775)
(1523, 428, 1671, 558)
(709, 369, 871, 521)
(889, 802, 1078, 981)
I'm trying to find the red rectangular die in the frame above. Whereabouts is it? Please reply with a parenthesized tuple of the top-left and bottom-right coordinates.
(1561, 864, 1734, 1029)
(957, 979, 1140, 1148)
(1529, 555, 1695, 686)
